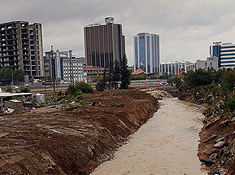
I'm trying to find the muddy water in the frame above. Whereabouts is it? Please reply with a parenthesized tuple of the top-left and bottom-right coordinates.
(91, 98, 207, 175)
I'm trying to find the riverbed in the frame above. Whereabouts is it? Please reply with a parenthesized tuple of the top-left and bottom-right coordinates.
(91, 98, 207, 175)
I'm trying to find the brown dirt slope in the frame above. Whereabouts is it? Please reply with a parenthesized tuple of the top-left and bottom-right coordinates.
(0, 89, 158, 175)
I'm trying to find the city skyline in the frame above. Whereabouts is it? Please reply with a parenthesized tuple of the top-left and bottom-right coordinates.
(1, 0, 235, 66)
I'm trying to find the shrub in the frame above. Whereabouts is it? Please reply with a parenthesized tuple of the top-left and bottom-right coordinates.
(75, 82, 94, 93)
(67, 85, 77, 96)
(96, 81, 106, 91)
(226, 95, 235, 112)
(67, 82, 93, 96)
(20, 87, 31, 93)
(5, 85, 12, 92)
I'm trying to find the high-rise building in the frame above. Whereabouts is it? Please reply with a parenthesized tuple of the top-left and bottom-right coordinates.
(84, 17, 125, 70)
(210, 42, 235, 68)
(134, 33, 160, 73)
(44, 49, 84, 83)
(0, 21, 44, 78)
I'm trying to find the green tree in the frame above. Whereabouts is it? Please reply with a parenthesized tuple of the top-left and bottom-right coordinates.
(0, 67, 12, 85)
(184, 69, 212, 87)
(96, 67, 107, 91)
(221, 69, 235, 93)
(131, 73, 147, 80)
(113, 60, 120, 89)
(67, 84, 77, 96)
(5, 85, 12, 92)
(29, 77, 34, 83)
(13, 69, 24, 83)
(20, 87, 30, 93)
(75, 82, 94, 93)
(120, 55, 131, 89)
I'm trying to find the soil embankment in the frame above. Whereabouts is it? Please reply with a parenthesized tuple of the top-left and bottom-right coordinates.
(179, 87, 235, 174)
(0, 89, 158, 175)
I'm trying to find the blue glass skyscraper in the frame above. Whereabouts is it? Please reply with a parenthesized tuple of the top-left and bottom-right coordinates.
(133, 33, 160, 73)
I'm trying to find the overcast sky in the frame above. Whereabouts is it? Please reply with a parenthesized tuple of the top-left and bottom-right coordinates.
(1, 0, 235, 66)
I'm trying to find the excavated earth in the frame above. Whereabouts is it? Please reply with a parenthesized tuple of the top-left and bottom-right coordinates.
(179, 87, 235, 174)
(0, 89, 158, 175)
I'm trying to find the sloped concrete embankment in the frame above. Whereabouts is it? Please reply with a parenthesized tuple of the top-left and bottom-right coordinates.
(0, 89, 158, 175)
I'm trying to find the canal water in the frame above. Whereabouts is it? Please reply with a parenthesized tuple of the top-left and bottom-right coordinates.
(91, 98, 207, 175)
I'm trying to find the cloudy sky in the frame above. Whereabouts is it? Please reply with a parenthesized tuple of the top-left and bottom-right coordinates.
(1, 0, 235, 66)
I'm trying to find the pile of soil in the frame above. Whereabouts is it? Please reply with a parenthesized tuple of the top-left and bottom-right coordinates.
(0, 89, 158, 175)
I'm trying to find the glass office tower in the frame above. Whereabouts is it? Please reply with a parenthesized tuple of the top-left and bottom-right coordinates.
(134, 33, 160, 73)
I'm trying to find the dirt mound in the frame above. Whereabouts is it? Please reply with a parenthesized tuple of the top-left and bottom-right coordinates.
(0, 89, 158, 175)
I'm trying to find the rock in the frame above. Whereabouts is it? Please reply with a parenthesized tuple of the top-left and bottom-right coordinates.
(216, 137, 224, 143)
(200, 158, 216, 165)
(214, 141, 226, 149)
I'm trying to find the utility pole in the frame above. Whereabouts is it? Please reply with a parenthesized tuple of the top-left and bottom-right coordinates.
(51, 45, 56, 93)
(69, 50, 74, 85)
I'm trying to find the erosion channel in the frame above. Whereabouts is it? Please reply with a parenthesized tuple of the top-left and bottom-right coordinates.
(92, 98, 207, 175)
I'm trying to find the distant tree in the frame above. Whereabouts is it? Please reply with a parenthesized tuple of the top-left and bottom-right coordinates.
(29, 77, 34, 83)
(96, 67, 107, 91)
(113, 60, 120, 89)
(42, 77, 47, 81)
(5, 85, 12, 92)
(221, 69, 235, 93)
(46, 76, 53, 81)
(13, 69, 24, 83)
(20, 87, 30, 93)
(184, 69, 212, 87)
(0, 67, 12, 84)
(131, 73, 147, 80)
(159, 73, 169, 79)
(120, 55, 131, 89)
(75, 82, 94, 93)
(67, 85, 77, 96)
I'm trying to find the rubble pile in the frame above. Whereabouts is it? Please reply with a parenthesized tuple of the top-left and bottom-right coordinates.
(0, 89, 158, 175)
(142, 88, 173, 100)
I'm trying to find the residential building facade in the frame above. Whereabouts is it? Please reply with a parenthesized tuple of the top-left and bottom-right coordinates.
(84, 17, 125, 70)
(0, 21, 44, 78)
(133, 33, 160, 73)
(195, 56, 218, 70)
(210, 42, 235, 68)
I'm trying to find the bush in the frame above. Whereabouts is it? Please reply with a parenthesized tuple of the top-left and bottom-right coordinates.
(67, 82, 93, 96)
(5, 85, 12, 92)
(67, 85, 77, 96)
(75, 82, 94, 93)
(20, 87, 31, 93)
(96, 81, 106, 91)
(226, 95, 235, 112)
